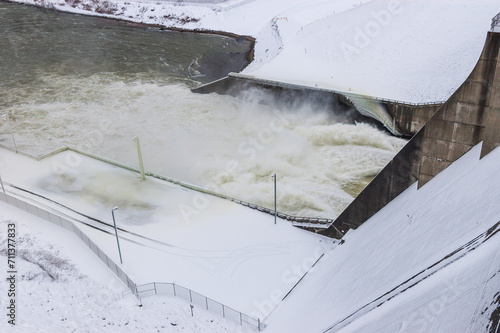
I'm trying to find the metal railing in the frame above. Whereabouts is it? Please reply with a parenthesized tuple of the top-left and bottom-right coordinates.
(226, 73, 446, 107)
(0, 143, 336, 229)
(124, 282, 265, 331)
(492, 13, 500, 31)
(146, 0, 255, 12)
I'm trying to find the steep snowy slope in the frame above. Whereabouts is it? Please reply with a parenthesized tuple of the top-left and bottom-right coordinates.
(263, 143, 500, 332)
(339, 231, 500, 333)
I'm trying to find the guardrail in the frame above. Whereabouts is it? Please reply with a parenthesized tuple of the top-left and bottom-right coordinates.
(0, 143, 339, 233)
(216, 0, 256, 11)
(227, 73, 446, 107)
(124, 282, 264, 331)
(492, 13, 500, 31)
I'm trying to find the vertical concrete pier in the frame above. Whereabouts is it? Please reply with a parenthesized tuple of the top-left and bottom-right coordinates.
(323, 28, 500, 237)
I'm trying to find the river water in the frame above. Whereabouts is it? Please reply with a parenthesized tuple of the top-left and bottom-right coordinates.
(0, 2, 406, 219)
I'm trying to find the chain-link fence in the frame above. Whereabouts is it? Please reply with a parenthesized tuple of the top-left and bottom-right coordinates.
(125, 282, 265, 331)
(0, 189, 265, 330)
(0, 190, 137, 293)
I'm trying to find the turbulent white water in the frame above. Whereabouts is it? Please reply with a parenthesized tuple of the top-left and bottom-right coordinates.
(1, 73, 406, 218)
(0, 2, 407, 219)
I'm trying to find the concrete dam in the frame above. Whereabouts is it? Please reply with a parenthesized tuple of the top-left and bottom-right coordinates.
(323, 26, 500, 238)
(194, 18, 500, 239)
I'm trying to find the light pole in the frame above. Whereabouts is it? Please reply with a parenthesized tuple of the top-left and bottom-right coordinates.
(272, 173, 277, 224)
(111, 206, 123, 264)
(2, 113, 18, 154)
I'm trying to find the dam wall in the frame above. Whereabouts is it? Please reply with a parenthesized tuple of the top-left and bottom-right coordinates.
(193, 20, 500, 239)
(386, 101, 442, 136)
(322, 29, 500, 237)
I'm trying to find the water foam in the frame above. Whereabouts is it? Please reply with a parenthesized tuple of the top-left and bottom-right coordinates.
(1, 74, 406, 218)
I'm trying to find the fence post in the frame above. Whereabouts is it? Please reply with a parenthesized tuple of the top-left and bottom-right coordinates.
(135, 284, 143, 307)
(189, 289, 193, 302)
(205, 297, 208, 310)
(173, 284, 177, 296)
(258, 318, 261, 331)
(154, 282, 157, 295)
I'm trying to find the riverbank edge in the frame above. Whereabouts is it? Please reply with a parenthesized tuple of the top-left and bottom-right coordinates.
(3, 0, 255, 71)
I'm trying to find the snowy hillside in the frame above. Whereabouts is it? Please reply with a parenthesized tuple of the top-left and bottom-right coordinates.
(263, 143, 500, 332)
(246, 0, 500, 102)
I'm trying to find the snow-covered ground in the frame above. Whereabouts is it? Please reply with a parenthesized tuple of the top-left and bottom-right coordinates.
(2, 142, 499, 333)
(2, 1, 500, 332)
(0, 148, 334, 331)
(0, 201, 242, 332)
(9, 0, 500, 102)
